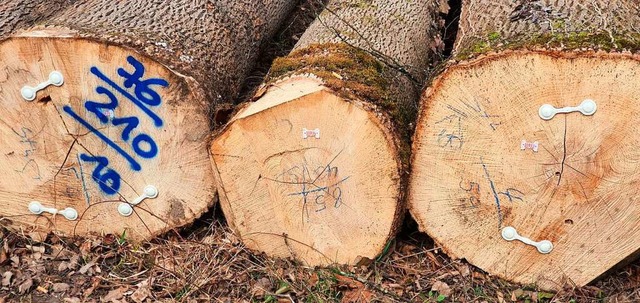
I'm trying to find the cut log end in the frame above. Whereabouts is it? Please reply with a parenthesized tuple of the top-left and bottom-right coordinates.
(410, 50, 640, 289)
(0, 35, 215, 240)
(211, 76, 403, 266)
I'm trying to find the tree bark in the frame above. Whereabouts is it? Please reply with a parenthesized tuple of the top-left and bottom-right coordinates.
(211, 0, 445, 265)
(453, 0, 640, 56)
(410, 0, 640, 290)
(0, 0, 296, 240)
(0, 0, 75, 38)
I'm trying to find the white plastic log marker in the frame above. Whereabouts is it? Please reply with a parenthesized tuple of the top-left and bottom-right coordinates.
(538, 99, 597, 120)
(118, 185, 159, 217)
(20, 71, 64, 101)
(28, 201, 78, 221)
(501, 226, 553, 254)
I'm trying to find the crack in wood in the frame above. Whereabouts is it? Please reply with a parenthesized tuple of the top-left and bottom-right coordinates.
(557, 116, 568, 186)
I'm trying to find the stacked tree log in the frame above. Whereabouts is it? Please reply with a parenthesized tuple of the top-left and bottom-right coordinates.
(211, 0, 446, 265)
(0, 0, 296, 240)
(409, 0, 640, 290)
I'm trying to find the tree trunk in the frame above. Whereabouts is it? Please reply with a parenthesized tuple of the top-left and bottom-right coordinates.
(0, 0, 76, 38)
(409, 0, 640, 290)
(0, 0, 296, 240)
(211, 0, 446, 265)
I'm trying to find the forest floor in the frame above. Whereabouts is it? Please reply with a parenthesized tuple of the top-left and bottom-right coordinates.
(0, 209, 638, 303)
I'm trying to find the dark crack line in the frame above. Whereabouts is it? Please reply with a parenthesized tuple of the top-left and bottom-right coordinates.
(557, 116, 567, 186)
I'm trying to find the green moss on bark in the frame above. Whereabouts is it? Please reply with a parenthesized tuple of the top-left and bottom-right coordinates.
(456, 31, 640, 61)
(267, 43, 413, 166)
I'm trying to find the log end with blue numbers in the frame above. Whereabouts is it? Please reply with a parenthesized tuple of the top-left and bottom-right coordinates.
(0, 35, 215, 240)
(0, 0, 297, 240)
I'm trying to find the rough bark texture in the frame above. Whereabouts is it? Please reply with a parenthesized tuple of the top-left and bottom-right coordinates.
(298, 0, 444, 134)
(296, 0, 444, 85)
(455, 0, 640, 58)
(33, 0, 297, 107)
(410, 0, 640, 291)
(0, 0, 76, 38)
(271, 0, 446, 155)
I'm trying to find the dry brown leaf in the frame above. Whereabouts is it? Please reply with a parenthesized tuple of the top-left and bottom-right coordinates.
(53, 282, 70, 293)
(431, 280, 451, 297)
(456, 263, 471, 277)
(18, 278, 33, 294)
(1, 271, 12, 286)
(0, 242, 8, 265)
(9, 256, 19, 267)
(101, 286, 127, 302)
(28, 231, 47, 242)
(251, 277, 272, 298)
(336, 274, 359, 289)
(79, 241, 92, 258)
(83, 277, 101, 298)
(308, 272, 319, 286)
(354, 256, 373, 267)
(342, 287, 373, 302)
(79, 260, 96, 275)
(336, 275, 372, 303)
(472, 271, 486, 280)
(49, 244, 65, 258)
(131, 278, 152, 303)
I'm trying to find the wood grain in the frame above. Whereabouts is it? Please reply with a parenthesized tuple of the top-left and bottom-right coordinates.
(211, 0, 445, 265)
(0, 0, 297, 239)
(410, 50, 640, 289)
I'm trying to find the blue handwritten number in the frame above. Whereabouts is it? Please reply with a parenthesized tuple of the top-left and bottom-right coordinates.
(132, 134, 158, 158)
(85, 87, 118, 123)
(118, 56, 168, 106)
(64, 55, 167, 196)
(111, 116, 140, 141)
(91, 67, 164, 127)
(80, 154, 121, 195)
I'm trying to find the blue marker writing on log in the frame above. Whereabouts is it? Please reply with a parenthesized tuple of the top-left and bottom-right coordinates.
(64, 55, 168, 195)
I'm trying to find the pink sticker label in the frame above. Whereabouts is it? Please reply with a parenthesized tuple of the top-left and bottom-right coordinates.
(520, 140, 538, 152)
(302, 128, 320, 139)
